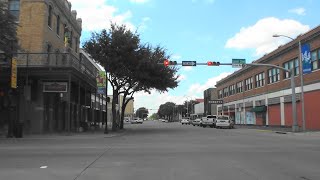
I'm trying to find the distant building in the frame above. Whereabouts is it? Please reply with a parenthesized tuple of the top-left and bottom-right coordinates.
(204, 88, 218, 115)
(194, 102, 204, 116)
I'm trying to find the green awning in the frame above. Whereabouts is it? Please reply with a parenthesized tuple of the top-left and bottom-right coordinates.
(251, 106, 267, 112)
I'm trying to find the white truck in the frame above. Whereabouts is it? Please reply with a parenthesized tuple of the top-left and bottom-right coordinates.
(200, 115, 217, 128)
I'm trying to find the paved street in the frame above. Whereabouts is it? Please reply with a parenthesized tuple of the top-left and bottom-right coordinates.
(1, 121, 320, 180)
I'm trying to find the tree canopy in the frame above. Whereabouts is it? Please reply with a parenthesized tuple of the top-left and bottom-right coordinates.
(83, 23, 179, 131)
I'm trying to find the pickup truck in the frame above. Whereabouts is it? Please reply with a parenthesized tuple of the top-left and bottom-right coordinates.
(200, 115, 217, 128)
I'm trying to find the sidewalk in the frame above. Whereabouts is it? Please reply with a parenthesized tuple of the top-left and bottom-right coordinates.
(0, 128, 126, 140)
(236, 125, 320, 136)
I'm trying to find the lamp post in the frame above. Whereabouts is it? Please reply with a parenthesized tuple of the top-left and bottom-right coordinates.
(273, 34, 305, 131)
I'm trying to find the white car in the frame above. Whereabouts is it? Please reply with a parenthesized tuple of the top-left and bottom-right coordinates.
(131, 118, 143, 124)
(192, 118, 202, 126)
(215, 116, 234, 129)
(181, 118, 190, 125)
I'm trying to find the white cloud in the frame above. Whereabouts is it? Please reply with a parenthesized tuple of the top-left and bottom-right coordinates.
(225, 17, 310, 56)
(289, 8, 306, 16)
(188, 72, 232, 95)
(177, 74, 187, 81)
(68, 0, 135, 31)
(130, 0, 150, 3)
(137, 17, 151, 32)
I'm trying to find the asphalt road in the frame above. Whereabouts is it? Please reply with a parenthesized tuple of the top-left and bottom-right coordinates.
(1, 120, 320, 180)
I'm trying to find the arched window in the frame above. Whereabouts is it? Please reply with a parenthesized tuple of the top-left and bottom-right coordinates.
(48, 5, 52, 28)
(56, 15, 60, 35)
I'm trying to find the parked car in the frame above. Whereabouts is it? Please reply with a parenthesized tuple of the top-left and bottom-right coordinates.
(200, 115, 217, 128)
(192, 118, 202, 126)
(181, 118, 190, 125)
(131, 117, 143, 124)
(215, 115, 234, 129)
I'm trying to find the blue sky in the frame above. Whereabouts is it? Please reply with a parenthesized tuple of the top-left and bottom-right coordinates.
(69, 0, 319, 114)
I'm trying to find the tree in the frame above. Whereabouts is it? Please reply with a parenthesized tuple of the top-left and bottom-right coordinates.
(0, 1, 19, 60)
(84, 23, 179, 131)
(158, 102, 176, 121)
(149, 113, 159, 120)
(136, 107, 149, 119)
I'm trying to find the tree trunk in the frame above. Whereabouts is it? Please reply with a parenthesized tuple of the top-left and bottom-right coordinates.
(112, 90, 118, 131)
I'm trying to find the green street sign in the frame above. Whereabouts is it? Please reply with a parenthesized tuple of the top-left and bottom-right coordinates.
(232, 59, 246, 68)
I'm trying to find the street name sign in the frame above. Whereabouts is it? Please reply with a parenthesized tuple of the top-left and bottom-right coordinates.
(232, 59, 246, 68)
(182, 61, 196, 66)
(208, 100, 223, 104)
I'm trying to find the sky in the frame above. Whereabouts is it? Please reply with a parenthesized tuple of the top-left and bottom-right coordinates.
(68, 0, 319, 114)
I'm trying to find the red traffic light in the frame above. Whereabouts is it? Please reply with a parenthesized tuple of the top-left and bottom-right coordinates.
(163, 60, 177, 66)
(207, 61, 220, 66)
(164, 59, 170, 67)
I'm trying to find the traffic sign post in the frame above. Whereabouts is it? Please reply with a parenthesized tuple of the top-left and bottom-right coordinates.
(182, 61, 196, 66)
(232, 59, 246, 68)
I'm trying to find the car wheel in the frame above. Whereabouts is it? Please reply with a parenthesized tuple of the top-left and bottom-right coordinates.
(210, 125, 213, 128)
(202, 125, 206, 128)
(193, 125, 195, 126)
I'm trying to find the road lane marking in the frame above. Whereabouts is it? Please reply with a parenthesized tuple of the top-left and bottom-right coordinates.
(40, 166, 48, 169)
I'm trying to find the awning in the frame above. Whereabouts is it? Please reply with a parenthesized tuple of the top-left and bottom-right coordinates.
(250, 106, 267, 112)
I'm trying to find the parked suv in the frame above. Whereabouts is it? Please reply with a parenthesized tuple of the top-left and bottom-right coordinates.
(200, 115, 217, 128)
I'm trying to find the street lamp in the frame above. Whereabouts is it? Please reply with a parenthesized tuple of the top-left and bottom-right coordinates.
(273, 34, 305, 131)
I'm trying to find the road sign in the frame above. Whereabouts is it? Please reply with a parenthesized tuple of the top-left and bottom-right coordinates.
(182, 61, 196, 66)
(11, 58, 17, 89)
(232, 59, 246, 68)
(208, 100, 223, 104)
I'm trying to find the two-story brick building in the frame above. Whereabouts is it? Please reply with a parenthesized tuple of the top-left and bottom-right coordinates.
(216, 25, 320, 130)
(0, 0, 101, 135)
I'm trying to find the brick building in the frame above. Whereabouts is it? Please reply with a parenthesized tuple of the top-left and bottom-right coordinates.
(216, 25, 320, 130)
(0, 0, 100, 135)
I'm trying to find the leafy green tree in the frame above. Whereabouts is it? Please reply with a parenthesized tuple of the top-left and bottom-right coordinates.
(0, 1, 19, 60)
(84, 23, 179, 131)
(158, 102, 176, 121)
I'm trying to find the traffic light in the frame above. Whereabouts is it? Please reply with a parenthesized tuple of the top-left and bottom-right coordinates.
(207, 61, 220, 66)
(163, 59, 177, 66)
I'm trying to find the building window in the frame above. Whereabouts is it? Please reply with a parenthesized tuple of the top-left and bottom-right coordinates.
(56, 15, 60, 35)
(229, 84, 236, 96)
(255, 72, 265, 88)
(48, 5, 53, 28)
(8, 0, 20, 21)
(245, 77, 253, 91)
(311, 51, 318, 71)
(236, 81, 243, 93)
(223, 87, 229, 97)
(268, 68, 280, 84)
(283, 59, 299, 79)
(218, 90, 223, 99)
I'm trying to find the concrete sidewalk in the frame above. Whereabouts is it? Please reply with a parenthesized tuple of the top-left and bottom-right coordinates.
(236, 124, 320, 136)
(0, 128, 126, 140)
